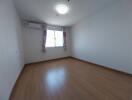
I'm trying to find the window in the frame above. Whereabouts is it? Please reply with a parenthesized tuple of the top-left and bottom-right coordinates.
(46, 30, 64, 47)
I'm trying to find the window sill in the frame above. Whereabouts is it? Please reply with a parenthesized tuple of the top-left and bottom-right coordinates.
(46, 46, 64, 48)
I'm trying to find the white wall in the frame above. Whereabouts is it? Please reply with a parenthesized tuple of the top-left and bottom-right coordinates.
(23, 27, 71, 64)
(0, 0, 24, 99)
(129, 0, 132, 68)
(71, 0, 132, 74)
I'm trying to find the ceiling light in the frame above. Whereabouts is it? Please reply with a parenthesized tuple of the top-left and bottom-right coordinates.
(55, 4, 69, 15)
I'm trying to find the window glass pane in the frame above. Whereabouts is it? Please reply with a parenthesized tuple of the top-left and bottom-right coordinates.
(55, 31, 63, 47)
(46, 30, 55, 47)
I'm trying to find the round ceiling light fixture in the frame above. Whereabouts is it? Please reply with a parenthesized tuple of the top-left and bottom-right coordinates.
(55, 4, 69, 15)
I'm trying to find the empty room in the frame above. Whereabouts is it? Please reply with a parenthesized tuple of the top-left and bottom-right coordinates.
(0, 0, 132, 100)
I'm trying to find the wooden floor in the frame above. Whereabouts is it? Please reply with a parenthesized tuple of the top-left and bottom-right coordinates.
(10, 58, 132, 100)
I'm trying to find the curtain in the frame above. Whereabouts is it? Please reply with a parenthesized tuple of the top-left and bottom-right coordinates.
(47, 24, 63, 31)
(42, 24, 47, 52)
(63, 27, 67, 50)
(42, 24, 66, 51)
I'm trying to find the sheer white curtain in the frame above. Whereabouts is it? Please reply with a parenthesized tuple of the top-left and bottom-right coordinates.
(47, 25, 67, 50)
(42, 24, 67, 52)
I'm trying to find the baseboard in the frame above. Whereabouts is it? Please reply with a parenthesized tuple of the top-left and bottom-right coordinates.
(9, 65, 26, 100)
(26, 56, 132, 76)
(26, 56, 71, 65)
(9, 56, 131, 99)
(70, 56, 132, 76)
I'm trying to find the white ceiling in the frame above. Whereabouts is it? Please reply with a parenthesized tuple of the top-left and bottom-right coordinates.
(14, 0, 117, 26)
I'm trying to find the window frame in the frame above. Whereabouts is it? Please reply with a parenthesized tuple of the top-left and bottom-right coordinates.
(45, 29, 64, 48)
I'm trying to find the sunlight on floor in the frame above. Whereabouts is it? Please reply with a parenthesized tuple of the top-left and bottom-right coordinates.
(45, 67, 66, 93)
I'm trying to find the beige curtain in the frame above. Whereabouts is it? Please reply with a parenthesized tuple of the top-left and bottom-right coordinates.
(63, 27, 67, 51)
(42, 24, 47, 52)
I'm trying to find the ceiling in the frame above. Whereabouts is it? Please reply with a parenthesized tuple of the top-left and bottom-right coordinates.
(14, 0, 117, 26)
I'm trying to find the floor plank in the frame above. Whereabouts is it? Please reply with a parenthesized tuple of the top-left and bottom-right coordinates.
(10, 58, 132, 100)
